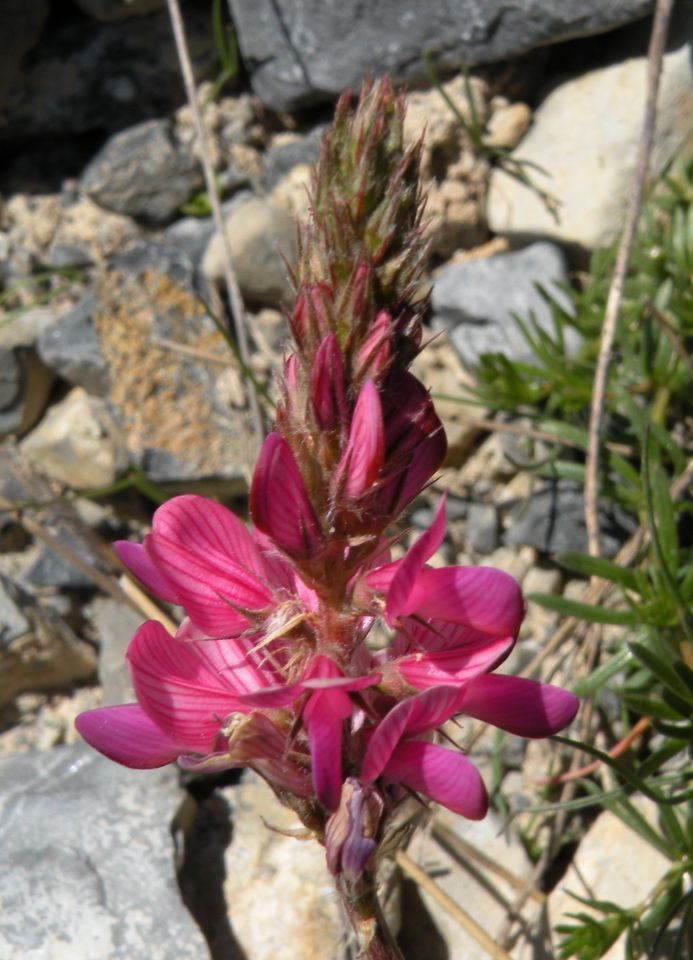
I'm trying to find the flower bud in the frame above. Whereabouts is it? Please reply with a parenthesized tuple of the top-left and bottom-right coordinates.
(311, 334, 347, 430)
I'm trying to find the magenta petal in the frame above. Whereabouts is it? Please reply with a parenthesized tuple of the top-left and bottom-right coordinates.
(127, 622, 262, 751)
(460, 675, 579, 737)
(144, 496, 274, 636)
(337, 380, 385, 499)
(250, 433, 322, 559)
(397, 635, 514, 689)
(75, 704, 183, 769)
(153, 494, 266, 575)
(114, 541, 180, 604)
(311, 333, 346, 429)
(362, 686, 464, 782)
(383, 740, 488, 819)
(386, 494, 447, 622)
(404, 566, 525, 636)
(303, 688, 353, 810)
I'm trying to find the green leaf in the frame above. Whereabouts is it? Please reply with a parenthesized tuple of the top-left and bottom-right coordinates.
(555, 552, 640, 591)
(575, 646, 633, 697)
(528, 593, 638, 625)
(628, 640, 693, 704)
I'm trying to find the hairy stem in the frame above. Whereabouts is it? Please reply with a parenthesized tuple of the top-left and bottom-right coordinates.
(338, 872, 404, 960)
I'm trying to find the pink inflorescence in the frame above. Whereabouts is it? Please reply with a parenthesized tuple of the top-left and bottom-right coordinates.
(76, 78, 578, 882)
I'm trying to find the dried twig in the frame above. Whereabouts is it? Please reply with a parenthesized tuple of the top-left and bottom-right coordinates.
(164, 0, 264, 441)
(395, 849, 512, 960)
(431, 820, 546, 905)
(537, 716, 651, 786)
(584, 0, 674, 557)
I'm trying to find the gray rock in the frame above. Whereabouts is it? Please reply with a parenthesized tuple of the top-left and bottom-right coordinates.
(201, 195, 297, 306)
(164, 215, 217, 266)
(487, 8, 693, 249)
(49, 243, 94, 270)
(228, 0, 654, 112)
(73, 0, 166, 20)
(0, 0, 49, 103)
(21, 525, 103, 590)
(504, 481, 637, 557)
(0, 578, 30, 647)
(88, 242, 258, 487)
(261, 128, 326, 189)
(36, 296, 109, 395)
(0, 574, 96, 707)
(0, 306, 60, 351)
(0, 745, 207, 960)
(466, 502, 500, 555)
(81, 119, 203, 224)
(0, 348, 55, 438)
(432, 242, 579, 368)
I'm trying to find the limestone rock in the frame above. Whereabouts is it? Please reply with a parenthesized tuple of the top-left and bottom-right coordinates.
(541, 799, 672, 960)
(487, 14, 693, 249)
(432, 241, 579, 368)
(20, 387, 127, 489)
(87, 596, 142, 704)
(81, 119, 203, 224)
(202, 196, 297, 306)
(228, 0, 654, 112)
(399, 809, 541, 960)
(0, 745, 206, 959)
(484, 100, 532, 150)
(91, 243, 258, 487)
(221, 773, 343, 960)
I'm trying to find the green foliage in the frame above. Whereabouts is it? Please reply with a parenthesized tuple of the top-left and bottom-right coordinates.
(472, 159, 693, 498)
(470, 157, 693, 958)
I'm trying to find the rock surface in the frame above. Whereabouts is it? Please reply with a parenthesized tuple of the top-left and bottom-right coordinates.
(542, 799, 671, 960)
(202, 196, 297, 306)
(0, 575, 96, 708)
(0, 745, 206, 960)
(36, 296, 109, 395)
(400, 808, 541, 960)
(220, 773, 343, 960)
(20, 387, 127, 489)
(228, 0, 654, 111)
(91, 243, 258, 486)
(487, 12, 693, 249)
(81, 119, 203, 224)
(432, 241, 578, 368)
(504, 480, 638, 557)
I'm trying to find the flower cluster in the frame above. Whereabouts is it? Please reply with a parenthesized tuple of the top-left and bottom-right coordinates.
(77, 79, 577, 908)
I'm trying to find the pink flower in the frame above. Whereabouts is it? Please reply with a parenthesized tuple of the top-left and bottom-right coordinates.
(78, 490, 578, 827)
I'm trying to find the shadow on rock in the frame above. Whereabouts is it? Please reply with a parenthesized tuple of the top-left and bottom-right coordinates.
(173, 772, 248, 960)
